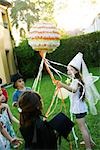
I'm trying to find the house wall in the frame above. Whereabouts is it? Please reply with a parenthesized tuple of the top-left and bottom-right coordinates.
(0, 4, 16, 84)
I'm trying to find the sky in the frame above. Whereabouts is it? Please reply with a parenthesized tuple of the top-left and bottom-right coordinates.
(8, 0, 100, 32)
(54, 0, 100, 31)
(7, 0, 100, 44)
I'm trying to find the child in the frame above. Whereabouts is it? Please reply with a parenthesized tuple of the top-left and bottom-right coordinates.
(11, 73, 31, 107)
(0, 87, 20, 149)
(18, 91, 57, 150)
(0, 122, 21, 149)
(0, 78, 8, 103)
(54, 52, 100, 150)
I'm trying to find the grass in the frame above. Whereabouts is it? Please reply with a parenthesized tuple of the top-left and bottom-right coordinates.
(6, 67, 100, 150)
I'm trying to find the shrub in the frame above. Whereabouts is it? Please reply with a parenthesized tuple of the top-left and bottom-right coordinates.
(47, 31, 100, 73)
(14, 39, 41, 78)
(14, 32, 100, 78)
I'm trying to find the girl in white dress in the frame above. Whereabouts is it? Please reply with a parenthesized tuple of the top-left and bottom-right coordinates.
(54, 52, 100, 150)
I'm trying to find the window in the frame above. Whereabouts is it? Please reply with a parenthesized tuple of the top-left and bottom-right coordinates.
(2, 13, 8, 29)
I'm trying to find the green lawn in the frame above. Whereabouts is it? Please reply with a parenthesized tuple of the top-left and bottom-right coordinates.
(7, 67, 100, 150)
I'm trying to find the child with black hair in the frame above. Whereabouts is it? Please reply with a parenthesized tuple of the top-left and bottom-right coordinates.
(11, 73, 31, 107)
(18, 91, 58, 150)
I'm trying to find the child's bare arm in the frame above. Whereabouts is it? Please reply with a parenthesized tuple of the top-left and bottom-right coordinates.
(2, 103, 19, 124)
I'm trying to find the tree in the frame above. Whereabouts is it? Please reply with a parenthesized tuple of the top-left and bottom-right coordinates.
(11, 0, 54, 31)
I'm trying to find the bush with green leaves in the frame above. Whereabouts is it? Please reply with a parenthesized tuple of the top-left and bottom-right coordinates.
(14, 32, 100, 78)
(14, 39, 41, 78)
(47, 31, 100, 73)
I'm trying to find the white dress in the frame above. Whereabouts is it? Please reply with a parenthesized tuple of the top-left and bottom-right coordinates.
(69, 79, 88, 114)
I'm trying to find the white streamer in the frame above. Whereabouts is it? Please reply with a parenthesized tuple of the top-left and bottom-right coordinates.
(32, 52, 46, 91)
(46, 58, 67, 68)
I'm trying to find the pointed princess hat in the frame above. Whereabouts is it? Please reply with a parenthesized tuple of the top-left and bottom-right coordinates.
(68, 52, 83, 71)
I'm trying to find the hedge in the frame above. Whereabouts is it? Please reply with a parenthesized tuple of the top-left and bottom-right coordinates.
(14, 32, 100, 78)
(47, 31, 100, 70)
(14, 40, 41, 78)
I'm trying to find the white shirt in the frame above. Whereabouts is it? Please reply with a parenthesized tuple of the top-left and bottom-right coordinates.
(69, 79, 88, 114)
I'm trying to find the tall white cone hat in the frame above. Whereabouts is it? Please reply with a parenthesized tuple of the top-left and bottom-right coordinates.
(68, 52, 83, 71)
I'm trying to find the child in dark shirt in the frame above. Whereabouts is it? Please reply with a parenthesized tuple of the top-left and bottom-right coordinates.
(18, 91, 57, 150)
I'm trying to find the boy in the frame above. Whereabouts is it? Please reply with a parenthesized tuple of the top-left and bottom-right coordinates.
(11, 73, 31, 107)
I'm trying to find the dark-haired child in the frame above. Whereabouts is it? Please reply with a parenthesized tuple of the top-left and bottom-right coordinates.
(11, 73, 31, 107)
(18, 91, 57, 150)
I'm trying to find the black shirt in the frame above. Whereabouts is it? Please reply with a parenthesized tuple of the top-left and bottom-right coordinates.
(20, 118, 57, 150)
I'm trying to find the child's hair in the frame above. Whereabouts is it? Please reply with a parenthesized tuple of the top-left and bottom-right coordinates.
(0, 78, 2, 84)
(71, 65, 85, 100)
(11, 73, 25, 88)
(18, 91, 42, 126)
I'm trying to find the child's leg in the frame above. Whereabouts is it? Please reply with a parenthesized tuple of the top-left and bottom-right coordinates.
(85, 123, 96, 147)
(76, 117, 92, 149)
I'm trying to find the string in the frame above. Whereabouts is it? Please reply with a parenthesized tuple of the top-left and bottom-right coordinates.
(46, 58, 69, 78)
(45, 87, 58, 118)
(32, 51, 46, 91)
(59, 87, 67, 113)
(46, 58, 67, 68)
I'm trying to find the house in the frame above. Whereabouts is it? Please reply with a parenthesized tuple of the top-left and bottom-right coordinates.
(0, 0, 16, 84)
(83, 13, 100, 33)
